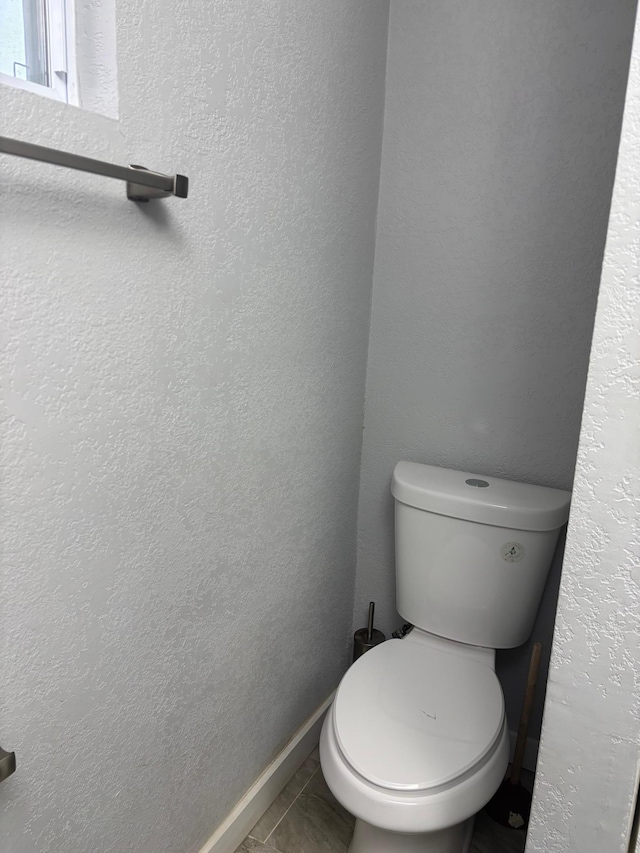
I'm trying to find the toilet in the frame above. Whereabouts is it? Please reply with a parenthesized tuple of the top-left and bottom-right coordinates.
(320, 461, 571, 853)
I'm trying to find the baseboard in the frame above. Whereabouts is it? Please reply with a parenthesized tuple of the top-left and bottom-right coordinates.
(509, 730, 540, 773)
(198, 693, 334, 853)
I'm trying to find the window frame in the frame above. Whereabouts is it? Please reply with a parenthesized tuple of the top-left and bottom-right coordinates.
(0, 0, 76, 104)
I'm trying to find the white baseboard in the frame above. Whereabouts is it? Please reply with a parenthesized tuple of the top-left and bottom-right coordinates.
(199, 693, 334, 853)
(509, 730, 540, 773)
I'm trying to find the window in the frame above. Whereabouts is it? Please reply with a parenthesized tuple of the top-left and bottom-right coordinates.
(0, 0, 75, 103)
(0, 0, 118, 117)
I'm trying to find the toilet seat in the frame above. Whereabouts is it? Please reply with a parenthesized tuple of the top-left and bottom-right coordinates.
(333, 639, 504, 794)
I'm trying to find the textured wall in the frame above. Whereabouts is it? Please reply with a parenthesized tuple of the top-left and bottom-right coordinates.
(353, 0, 636, 736)
(528, 10, 640, 850)
(0, 2, 389, 852)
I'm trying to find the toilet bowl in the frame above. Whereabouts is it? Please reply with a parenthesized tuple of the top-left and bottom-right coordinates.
(319, 462, 571, 852)
(320, 631, 509, 852)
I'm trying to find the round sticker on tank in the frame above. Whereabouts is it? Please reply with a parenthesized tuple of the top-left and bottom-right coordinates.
(501, 542, 525, 562)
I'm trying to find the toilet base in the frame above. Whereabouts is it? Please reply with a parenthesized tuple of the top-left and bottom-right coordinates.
(348, 815, 474, 853)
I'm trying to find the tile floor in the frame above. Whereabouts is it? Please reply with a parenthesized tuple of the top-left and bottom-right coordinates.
(235, 748, 528, 853)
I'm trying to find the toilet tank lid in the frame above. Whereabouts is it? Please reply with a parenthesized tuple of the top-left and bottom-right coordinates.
(392, 462, 571, 532)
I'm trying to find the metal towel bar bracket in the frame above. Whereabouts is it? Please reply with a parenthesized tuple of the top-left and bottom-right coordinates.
(0, 136, 189, 202)
(0, 745, 16, 783)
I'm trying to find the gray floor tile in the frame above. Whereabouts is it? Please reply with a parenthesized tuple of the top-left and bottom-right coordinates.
(235, 839, 280, 853)
(267, 791, 354, 853)
(304, 769, 355, 827)
(471, 810, 526, 853)
(303, 769, 333, 801)
(249, 752, 320, 842)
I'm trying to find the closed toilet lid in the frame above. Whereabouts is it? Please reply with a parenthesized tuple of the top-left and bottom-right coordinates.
(333, 639, 504, 793)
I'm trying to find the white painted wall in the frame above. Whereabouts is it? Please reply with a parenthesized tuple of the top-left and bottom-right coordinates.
(527, 9, 640, 850)
(0, 2, 389, 851)
(354, 0, 637, 736)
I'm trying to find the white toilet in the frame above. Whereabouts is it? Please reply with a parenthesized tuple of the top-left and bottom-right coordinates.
(320, 461, 571, 853)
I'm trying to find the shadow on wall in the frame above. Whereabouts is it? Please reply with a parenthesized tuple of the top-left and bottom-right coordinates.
(3, 177, 184, 240)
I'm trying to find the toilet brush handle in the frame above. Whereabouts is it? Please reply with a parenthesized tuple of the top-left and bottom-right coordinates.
(367, 602, 375, 644)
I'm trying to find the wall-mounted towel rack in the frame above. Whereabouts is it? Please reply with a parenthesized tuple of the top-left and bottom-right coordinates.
(0, 745, 16, 783)
(0, 136, 189, 202)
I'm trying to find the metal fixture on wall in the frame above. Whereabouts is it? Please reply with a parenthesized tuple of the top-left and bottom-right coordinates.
(0, 745, 16, 783)
(0, 136, 189, 201)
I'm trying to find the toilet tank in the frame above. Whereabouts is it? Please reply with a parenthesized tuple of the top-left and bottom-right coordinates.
(392, 462, 571, 648)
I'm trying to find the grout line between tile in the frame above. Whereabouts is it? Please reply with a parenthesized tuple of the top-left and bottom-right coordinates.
(259, 838, 285, 853)
(262, 763, 321, 846)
